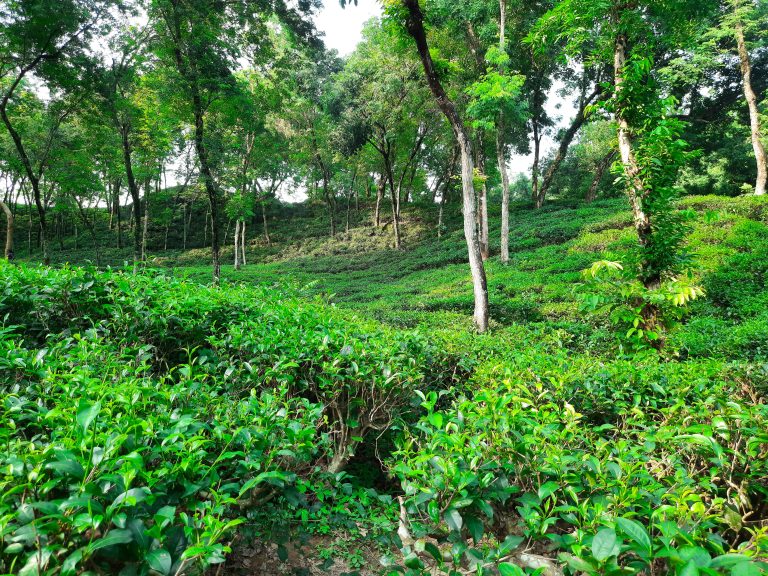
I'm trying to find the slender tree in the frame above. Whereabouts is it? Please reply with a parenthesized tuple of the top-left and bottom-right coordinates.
(396, 0, 490, 332)
(729, 0, 767, 195)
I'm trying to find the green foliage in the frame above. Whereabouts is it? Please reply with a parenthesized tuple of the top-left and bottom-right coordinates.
(0, 262, 434, 574)
(579, 259, 704, 352)
(388, 355, 768, 574)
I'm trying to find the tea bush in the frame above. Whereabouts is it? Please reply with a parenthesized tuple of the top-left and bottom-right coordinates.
(0, 263, 438, 575)
(390, 353, 768, 575)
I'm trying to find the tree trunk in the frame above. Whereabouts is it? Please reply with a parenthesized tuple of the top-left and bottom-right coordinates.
(234, 219, 241, 270)
(403, 0, 489, 332)
(261, 202, 271, 246)
(241, 220, 247, 266)
(497, 0, 511, 264)
(0, 111, 48, 264)
(614, 33, 658, 289)
(531, 122, 543, 208)
(475, 133, 490, 260)
(374, 173, 385, 227)
(384, 160, 402, 249)
(114, 179, 123, 250)
(108, 179, 115, 230)
(192, 106, 222, 283)
(321, 165, 336, 237)
(0, 200, 13, 260)
(57, 212, 64, 251)
(120, 124, 143, 263)
(346, 190, 352, 235)
(141, 179, 150, 261)
(25, 192, 32, 256)
(735, 20, 767, 196)
(497, 128, 511, 264)
(586, 150, 616, 203)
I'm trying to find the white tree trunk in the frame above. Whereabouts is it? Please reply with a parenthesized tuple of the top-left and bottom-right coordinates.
(404, 0, 489, 331)
(736, 20, 767, 196)
(234, 219, 241, 270)
(497, 128, 511, 264)
(241, 220, 247, 266)
(1, 200, 13, 260)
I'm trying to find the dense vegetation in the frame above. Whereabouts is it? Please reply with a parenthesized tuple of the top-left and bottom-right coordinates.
(1, 0, 767, 574)
(2, 193, 768, 575)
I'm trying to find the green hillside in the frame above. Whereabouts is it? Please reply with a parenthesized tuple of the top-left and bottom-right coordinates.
(165, 195, 768, 362)
(3, 195, 768, 575)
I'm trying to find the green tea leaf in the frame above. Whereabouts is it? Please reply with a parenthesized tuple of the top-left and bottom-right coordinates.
(592, 528, 619, 561)
(616, 517, 651, 553)
(147, 549, 172, 575)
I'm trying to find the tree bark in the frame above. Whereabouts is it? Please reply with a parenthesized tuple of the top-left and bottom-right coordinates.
(374, 173, 384, 227)
(240, 220, 247, 266)
(614, 33, 658, 289)
(0, 107, 48, 264)
(114, 178, 123, 249)
(531, 120, 543, 208)
(735, 20, 767, 196)
(403, 0, 489, 332)
(0, 57, 51, 265)
(497, 0, 511, 264)
(475, 133, 490, 259)
(141, 179, 150, 261)
(261, 202, 271, 246)
(0, 200, 13, 260)
(234, 219, 241, 270)
(346, 190, 352, 235)
(497, 127, 511, 264)
(118, 124, 143, 262)
(321, 164, 336, 237)
(385, 159, 402, 249)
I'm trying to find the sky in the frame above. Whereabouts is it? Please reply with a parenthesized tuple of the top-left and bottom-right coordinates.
(315, 2, 383, 56)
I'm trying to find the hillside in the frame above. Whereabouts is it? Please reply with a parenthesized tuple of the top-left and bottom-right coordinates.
(157, 195, 768, 362)
(3, 195, 768, 575)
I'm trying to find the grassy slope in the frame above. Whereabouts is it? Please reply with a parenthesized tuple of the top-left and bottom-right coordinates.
(170, 194, 768, 361)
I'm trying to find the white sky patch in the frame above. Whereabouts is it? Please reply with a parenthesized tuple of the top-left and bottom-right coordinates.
(315, 1, 382, 56)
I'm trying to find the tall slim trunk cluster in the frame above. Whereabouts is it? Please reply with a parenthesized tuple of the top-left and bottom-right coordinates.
(734, 19, 766, 196)
(403, 0, 490, 332)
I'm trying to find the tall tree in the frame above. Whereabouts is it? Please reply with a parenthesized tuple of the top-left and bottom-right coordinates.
(91, 24, 155, 263)
(536, 0, 717, 290)
(150, 0, 318, 281)
(388, 0, 491, 332)
(728, 0, 767, 195)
